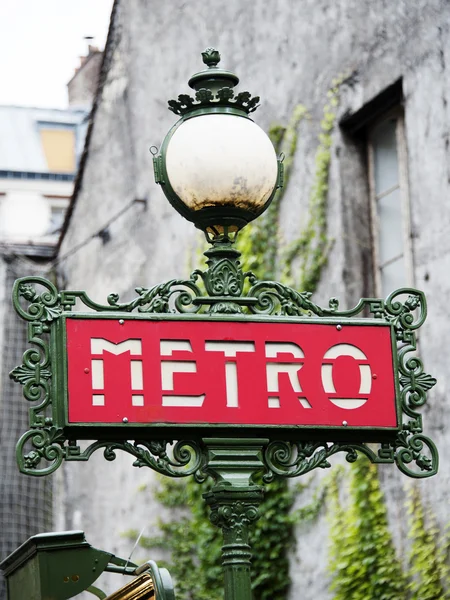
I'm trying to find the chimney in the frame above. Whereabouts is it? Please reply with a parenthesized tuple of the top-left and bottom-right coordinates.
(67, 46, 103, 108)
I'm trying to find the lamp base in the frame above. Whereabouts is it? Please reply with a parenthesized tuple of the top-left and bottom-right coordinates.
(192, 203, 270, 237)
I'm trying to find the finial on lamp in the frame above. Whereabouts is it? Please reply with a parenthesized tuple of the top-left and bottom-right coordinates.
(201, 47, 221, 68)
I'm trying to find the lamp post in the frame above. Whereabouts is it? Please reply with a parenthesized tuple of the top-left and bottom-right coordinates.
(7, 46, 438, 600)
(152, 48, 284, 600)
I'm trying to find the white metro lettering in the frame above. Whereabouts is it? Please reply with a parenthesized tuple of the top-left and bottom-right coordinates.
(204, 341, 255, 407)
(321, 343, 372, 409)
(90, 338, 143, 406)
(160, 340, 205, 407)
(265, 342, 310, 408)
(88, 336, 373, 413)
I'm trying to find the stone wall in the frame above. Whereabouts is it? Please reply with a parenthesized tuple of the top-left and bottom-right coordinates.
(57, 0, 450, 597)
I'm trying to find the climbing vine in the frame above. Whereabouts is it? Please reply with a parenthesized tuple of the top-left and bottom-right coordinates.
(328, 456, 408, 600)
(328, 461, 450, 599)
(238, 77, 342, 292)
(406, 485, 450, 599)
(237, 104, 308, 280)
(281, 78, 341, 290)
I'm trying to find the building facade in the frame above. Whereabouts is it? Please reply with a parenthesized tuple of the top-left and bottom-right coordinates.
(0, 106, 87, 251)
(6, 0, 450, 597)
(0, 45, 102, 599)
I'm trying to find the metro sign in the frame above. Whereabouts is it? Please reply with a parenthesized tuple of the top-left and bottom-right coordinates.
(11, 276, 438, 477)
(62, 315, 400, 437)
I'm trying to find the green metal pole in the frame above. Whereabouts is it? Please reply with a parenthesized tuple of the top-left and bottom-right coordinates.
(202, 438, 268, 600)
(205, 487, 263, 600)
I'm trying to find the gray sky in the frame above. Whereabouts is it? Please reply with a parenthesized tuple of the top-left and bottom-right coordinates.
(0, 0, 114, 108)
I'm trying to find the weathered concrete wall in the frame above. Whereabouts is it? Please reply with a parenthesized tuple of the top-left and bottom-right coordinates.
(58, 0, 450, 597)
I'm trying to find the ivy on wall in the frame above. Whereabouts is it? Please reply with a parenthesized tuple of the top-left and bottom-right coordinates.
(328, 460, 450, 599)
(328, 456, 408, 600)
(237, 104, 308, 280)
(406, 485, 450, 599)
(281, 78, 341, 290)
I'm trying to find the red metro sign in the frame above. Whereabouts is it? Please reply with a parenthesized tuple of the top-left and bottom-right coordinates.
(63, 316, 399, 436)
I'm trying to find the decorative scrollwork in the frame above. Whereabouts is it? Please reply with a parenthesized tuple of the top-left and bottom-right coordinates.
(167, 87, 260, 117)
(392, 433, 438, 477)
(247, 278, 339, 316)
(380, 288, 427, 343)
(10, 280, 56, 427)
(16, 427, 65, 476)
(90, 439, 205, 477)
(16, 433, 206, 478)
(262, 434, 438, 481)
(106, 279, 202, 314)
(263, 440, 363, 482)
(66, 439, 203, 478)
(12, 277, 62, 322)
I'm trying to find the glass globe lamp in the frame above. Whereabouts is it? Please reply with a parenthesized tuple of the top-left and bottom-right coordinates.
(152, 48, 283, 239)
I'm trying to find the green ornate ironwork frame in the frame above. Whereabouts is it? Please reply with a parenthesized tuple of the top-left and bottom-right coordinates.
(10, 238, 438, 481)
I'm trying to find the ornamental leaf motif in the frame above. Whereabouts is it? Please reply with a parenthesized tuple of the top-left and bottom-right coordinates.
(234, 91, 251, 104)
(400, 372, 437, 392)
(177, 94, 194, 109)
(216, 87, 234, 101)
(168, 99, 182, 115)
(10, 364, 51, 385)
(195, 88, 213, 103)
(263, 441, 361, 482)
(106, 280, 201, 314)
(209, 302, 243, 314)
(248, 280, 328, 316)
(246, 96, 260, 113)
(416, 453, 432, 471)
(209, 502, 260, 539)
(165, 89, 260, 117)
(40, 305, 62, 322)
(205, 259, 244, 296)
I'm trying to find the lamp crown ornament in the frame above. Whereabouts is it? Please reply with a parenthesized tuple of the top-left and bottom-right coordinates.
(167, 47, 259, 117)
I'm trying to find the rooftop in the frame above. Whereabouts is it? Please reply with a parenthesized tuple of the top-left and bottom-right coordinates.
(0, 105, 88, 174)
